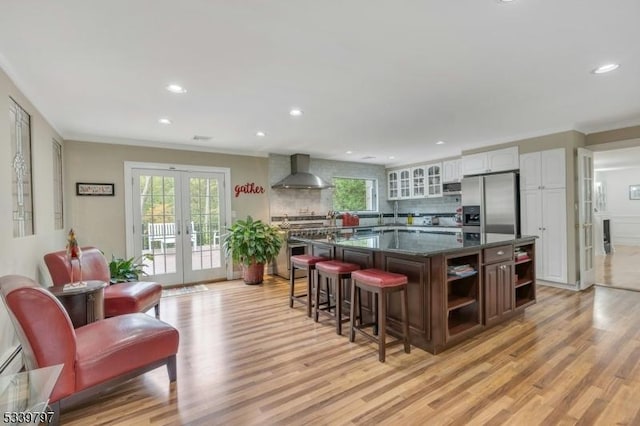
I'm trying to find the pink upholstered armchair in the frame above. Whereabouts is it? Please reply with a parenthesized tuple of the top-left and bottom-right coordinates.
(0, 275, 179, 425)
(44, 247, 162, 318)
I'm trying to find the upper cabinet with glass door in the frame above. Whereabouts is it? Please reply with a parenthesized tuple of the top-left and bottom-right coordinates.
(399, 169, 411, 199)
(426, 163, 442, 197)
(388, 168, 412, 200)
(388, 164, 443, 199)
(387, 170, 399, 200)
(411, 166, 426, 198)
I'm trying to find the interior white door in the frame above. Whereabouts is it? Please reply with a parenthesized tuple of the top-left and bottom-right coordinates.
(520, 189, 543, 279)
(130, 167, 228, 285)
(541, 188, 567, 283)
(577, 147, 595, 289)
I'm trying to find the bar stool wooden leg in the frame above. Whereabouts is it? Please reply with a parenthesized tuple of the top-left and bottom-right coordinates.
(306, 268, 314, 318)
(378, 290, 387, 362)
(289, 270, 295, 308)
(401, 287, 410, 354)
(336, 277, 343, 335)
(349, 279, 357, 342)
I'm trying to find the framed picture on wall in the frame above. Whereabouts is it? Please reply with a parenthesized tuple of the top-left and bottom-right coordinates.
(629, 185, 640, 200)
(76, 182, 115, 196)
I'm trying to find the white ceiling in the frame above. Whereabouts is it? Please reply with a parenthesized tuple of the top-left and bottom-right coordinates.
(1, 0, 639, 166)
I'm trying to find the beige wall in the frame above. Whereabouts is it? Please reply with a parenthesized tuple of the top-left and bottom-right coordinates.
(586, 125, 640, 146)
(0, 68, 66, 278)
(64, 140, 270, 260)
(0, 67, 66, 370)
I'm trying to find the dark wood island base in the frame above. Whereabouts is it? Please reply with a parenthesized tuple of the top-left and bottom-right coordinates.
(299, 230, 536, 354)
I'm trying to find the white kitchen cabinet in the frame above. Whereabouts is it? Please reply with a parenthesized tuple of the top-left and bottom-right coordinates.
(399, 169, 411, 198)
(426, 163, 442, 197)
(410, 166, 426, 198)
(442, 158, 462, 183)
(388, 170, 399, 200)
(520, 148, 565, 191)
(388, 168, 412, 200)
(520, 149, 567, 284)
(462, 146, 519, 176)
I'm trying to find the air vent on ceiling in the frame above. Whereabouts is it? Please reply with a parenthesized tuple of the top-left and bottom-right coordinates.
(360, 156, 376, 160)
(192, 135, 212, 141)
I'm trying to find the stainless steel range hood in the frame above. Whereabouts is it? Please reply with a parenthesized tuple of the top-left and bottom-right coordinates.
(271, 154, 333, 189)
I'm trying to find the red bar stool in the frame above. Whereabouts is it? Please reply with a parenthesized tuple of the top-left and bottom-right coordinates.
(290, 254, 327, 317)
(349, 269, 410, 362)
(315, 260, 361, 335)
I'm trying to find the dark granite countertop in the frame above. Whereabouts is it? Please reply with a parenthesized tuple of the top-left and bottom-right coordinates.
(292, 229, 535, 257)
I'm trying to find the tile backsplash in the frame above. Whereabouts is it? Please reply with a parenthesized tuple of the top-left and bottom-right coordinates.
(268, 153, 461, 220)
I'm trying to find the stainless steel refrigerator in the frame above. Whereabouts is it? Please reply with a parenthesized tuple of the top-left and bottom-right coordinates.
(461, 172, 520, 235)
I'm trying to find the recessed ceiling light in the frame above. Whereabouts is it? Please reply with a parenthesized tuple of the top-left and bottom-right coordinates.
(166, 84, 187, 94)
(256, 131, 266, 137)
(346, 150, 353, 154)
(592, 63, 620, 74)
(289, 108, 303, 117)
(436, 140, 445, 145)
(158, 118, 172, 125)
(389, 156, 395, 160)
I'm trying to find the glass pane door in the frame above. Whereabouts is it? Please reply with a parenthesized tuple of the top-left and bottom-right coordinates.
(131, 168, 227, 285)
(182, 171, 226, 283)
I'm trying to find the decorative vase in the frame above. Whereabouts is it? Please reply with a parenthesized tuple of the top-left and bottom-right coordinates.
(242, 263, 265, 285)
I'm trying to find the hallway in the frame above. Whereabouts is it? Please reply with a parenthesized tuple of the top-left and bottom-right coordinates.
(595, 245, 640, 292)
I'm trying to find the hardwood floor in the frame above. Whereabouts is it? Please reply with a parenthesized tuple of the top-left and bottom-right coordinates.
(595, 245, 640, 291)
(61, 276, 640, 425)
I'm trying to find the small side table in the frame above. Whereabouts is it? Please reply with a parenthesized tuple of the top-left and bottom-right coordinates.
(0, 364, 63, 426)
(49, 280, 107, 328)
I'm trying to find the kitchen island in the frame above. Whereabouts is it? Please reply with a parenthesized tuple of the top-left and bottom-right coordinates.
(294, 228, 536, 354)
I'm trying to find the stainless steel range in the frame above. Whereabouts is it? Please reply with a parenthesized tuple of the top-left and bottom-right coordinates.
(273, 222, 333, 279)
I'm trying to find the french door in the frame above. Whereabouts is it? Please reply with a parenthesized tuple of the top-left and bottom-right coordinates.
(578, 148, 595, 289)
(126, 163, 230, 285)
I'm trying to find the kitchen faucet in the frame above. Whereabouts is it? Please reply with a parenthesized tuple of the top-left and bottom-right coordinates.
(393, 201, 399, 224)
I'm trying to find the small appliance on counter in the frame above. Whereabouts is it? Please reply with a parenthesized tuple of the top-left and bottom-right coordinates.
(342, 212, 359, 226)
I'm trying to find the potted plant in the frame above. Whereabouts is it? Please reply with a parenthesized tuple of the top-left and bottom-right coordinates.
(222, 216, 283, 284)
(108, 253, 154, 284)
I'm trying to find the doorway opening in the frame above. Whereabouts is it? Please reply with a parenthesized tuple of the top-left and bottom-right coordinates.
(593, 146, 640, 291)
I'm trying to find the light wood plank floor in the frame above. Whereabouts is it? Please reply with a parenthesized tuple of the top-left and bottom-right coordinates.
(61, 277, 640, 425)
(595, 245, 640, 292)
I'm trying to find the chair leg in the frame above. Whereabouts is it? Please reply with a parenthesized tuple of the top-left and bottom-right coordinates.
(154, 303, 160, 319)
(314, 273, 322, 322)
(378, 291, 386, 362)
(167, 354, 177, 382)
(289, 266, 295, 308)
(373, 292, 379, 336)
(349, 280, 357, 342)
(401, 287, 410, 354)
(336, 277, 343, 335)
(306, 268, 314, 318)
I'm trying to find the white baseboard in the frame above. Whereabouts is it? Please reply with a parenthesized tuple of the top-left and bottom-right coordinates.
(536, 279, 579, 291)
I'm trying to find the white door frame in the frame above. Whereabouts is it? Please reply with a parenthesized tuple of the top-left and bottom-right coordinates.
(124, 161, 233, 280)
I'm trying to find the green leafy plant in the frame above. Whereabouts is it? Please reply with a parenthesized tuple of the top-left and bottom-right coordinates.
(222, 216, 282, 267)
(109, 254, 154, 284)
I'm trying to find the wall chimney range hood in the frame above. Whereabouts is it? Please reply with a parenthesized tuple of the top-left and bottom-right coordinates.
(271, 154, 333, 189)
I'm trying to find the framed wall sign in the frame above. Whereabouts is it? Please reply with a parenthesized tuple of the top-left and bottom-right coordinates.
(76, 182, 115, 196)
(630, 184, 640, 200)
